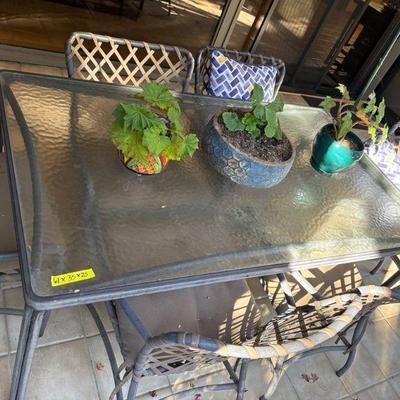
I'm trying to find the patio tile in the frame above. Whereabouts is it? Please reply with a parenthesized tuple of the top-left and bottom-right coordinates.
(0, 355, 11, 400)
(80, 302, 114, 337)
(285, 353, 349, 400)
(24, 339, 99, 400)
(386, 372, 400, 397)
(361, 318, 400, 376)
(169, 364, 232, 399)
(4, 287, 85, 351)
(344, 381, 400, 400)
(245, 360, 300, 400)
(0, 290, 9, 356)
(325, 342, 385, 393)
(86, 333, 125, 400)
(87, 332, 172, 399)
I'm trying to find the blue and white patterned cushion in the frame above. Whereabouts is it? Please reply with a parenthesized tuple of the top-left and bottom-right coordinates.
(208, 50, 278, 102)
(365, 137, 400, 189)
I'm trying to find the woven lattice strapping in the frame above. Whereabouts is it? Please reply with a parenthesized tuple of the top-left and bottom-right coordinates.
(195, 46, 286, 100)
(65, 32, 194, 93)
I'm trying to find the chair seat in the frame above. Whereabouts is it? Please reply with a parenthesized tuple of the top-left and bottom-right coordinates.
(116, 280, 261, 364)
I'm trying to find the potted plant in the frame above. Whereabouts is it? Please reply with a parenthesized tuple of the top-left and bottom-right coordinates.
(311, 84, 389, 175)
(204, 83, 295, 188)
(111, 82, 199, 174)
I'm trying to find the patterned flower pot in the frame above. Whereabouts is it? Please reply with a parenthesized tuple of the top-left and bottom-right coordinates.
(310, 124, 364, 175)
(119, 151, 169, 175)
(204, 111, 295, 188)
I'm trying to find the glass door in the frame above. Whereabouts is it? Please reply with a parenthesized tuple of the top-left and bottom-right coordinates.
(226, 0, 400, 96)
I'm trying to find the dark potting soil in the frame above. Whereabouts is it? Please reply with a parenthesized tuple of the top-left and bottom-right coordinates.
(218, 115, 293, 163)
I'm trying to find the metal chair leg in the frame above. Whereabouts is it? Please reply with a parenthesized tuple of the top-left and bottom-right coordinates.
(10, 306, 44, 400)
(127, 379, 139, 400)
(224, 360, 239, 383)
(336, 315, 369, 377)
(236, 359, 249, 400)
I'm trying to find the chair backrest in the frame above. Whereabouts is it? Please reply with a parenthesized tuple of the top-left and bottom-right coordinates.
(65, 32, 195, 93)
(195, 46, 285, 99)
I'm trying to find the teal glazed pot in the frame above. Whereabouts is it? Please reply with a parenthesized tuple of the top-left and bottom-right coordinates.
(310, 124, 364, 175)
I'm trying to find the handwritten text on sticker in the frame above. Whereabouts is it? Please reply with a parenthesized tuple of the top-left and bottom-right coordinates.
(51, 267, 95, 287)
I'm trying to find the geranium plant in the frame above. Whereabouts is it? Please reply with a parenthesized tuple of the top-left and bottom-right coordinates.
(319, 84, 389, 143)
(221, 83, 284, 140)
(111, 82, 199, 173)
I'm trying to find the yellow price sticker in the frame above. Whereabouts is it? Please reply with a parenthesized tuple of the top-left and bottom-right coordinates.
(51, 267, 95, 287)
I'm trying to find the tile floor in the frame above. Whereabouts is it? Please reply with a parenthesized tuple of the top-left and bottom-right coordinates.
(1, 61, 400, 400)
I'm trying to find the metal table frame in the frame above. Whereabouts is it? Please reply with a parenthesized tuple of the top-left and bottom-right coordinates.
(1, 71, 400, 400)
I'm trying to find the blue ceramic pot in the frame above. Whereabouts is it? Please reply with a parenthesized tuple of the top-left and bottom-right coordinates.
(204, 110, 295, 188)
(310, 124, 364, 175)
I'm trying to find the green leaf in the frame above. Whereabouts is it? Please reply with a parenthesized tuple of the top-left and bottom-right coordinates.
(319, 96, 336, 114)
(111, 121, 149, 163)
(267, 94, 284, 113)
(113, 104, 125, 125)
(152, 155, 162, 173)
(222, 112, 245, 132)
(337, 83, 350, 100)
(379, 124, 389, 144)
(364, 91, 376, 114)
(142, 126, 171, 156)
(242, 113, 260, 137)
(254, 104, 265, 120)
(368, 125, 377, 142)
(122, 104, 165, 132)
(180, 134, 199, 158)
(250, 83, 264, 106)
(338, 111, 353, 140)
(163, 135, 186, 160)
(242, 112, 257, 126)
(376, 98, 385, 124)
(142, 82, 178, 110)
(246, 125, 261, 137)
(264, 109, 279, 138)
(167, 106, 181, 124)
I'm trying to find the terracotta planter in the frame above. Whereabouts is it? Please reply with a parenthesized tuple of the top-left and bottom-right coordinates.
(119, 151, 169, 175)
(204, 110, 295, 188)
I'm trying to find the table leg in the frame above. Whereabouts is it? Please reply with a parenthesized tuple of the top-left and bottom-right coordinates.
(10, 306, 44, 400)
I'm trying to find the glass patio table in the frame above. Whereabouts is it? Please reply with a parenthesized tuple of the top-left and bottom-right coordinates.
(1, 71, 400, 399)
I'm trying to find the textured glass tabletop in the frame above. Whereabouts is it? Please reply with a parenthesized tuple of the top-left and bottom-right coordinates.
(2, 71, 400, 302)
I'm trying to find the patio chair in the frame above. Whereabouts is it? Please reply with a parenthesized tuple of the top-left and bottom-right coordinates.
(195, 46, 285, 100)
(273, 269, 400, 377)
(100, 275, 388, 400)
(65, 32, 194, 93)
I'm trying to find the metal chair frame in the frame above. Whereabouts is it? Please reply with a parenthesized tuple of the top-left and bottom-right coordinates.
(195, 46, 286, 100)
(65, 32, 194, 93)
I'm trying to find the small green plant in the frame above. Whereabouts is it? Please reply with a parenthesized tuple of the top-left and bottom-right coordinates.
(319, 84, 388, 144)
(222, 83, 284, 140)
(111, 82, 199, 169)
